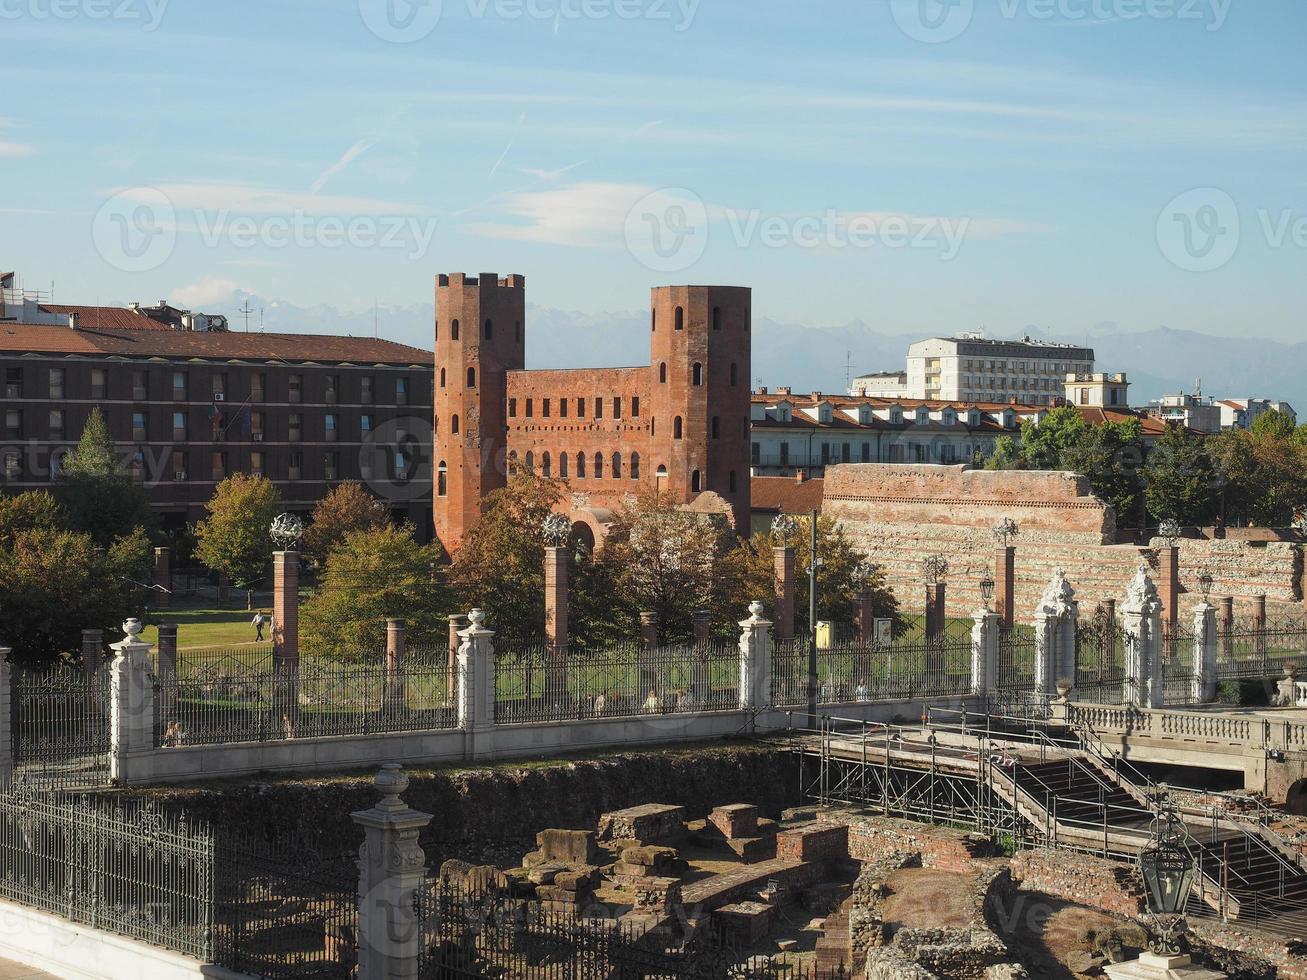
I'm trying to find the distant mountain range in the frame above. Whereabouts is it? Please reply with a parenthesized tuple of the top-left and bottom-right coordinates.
(226, 293, 1305, 409)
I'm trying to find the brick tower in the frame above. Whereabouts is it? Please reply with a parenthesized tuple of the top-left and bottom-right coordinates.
(647, 285, 752, 531)
(433, 273, 525, 551)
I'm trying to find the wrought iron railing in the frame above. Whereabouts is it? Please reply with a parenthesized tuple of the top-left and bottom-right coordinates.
(493, 640, 740, 724)
(1215, 614, 1307, 681)
(0, 783, 215, 959)
(11, 662, 112, 789)
(154, 643, 456, 746)
(771, 631, 972, 708)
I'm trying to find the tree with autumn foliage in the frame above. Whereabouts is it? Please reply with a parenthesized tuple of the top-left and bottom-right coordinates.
(301, 481, 390, 565)
(723, 512, 902, 638)
(300, 525, 451, 659)
(193, 474, 283, 608)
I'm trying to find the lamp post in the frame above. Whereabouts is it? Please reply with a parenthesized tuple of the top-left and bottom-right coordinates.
(979, 571, 996, 612)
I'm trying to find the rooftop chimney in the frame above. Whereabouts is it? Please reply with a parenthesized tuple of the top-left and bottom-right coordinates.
(68, 313, 79, 331)
(795, 469, 807, 484)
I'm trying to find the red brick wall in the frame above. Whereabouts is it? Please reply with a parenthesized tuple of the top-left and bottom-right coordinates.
(775, 823, 848, 865)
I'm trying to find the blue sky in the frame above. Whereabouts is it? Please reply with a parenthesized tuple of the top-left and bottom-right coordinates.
(2, 0, 1305, 350)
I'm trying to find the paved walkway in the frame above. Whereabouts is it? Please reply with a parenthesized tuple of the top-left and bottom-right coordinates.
(0, 959, 56, 979)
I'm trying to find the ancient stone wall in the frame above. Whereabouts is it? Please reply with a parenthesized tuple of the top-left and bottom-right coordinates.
(816, 810, 996, 872)
(823, 463, 1302, 617)
(1008, 848, 1145, 919)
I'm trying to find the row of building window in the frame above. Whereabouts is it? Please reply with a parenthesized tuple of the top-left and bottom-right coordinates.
(506, 396, 641, 420)
(434, 454, 737, 497)
(650, 305, 743, 333)
(435, 319, 523, 344)
(3, 367, 410, 405)
(751, 440, 982, 467)
(2, 408, 391, 443)
(1, 448, 411, 484)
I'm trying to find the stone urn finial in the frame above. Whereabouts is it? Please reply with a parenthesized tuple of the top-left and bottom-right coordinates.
(468, 608, 487, 629)
(1056, 679, 1074, 703)
(748, 600, 766, 621)
(373, 763, 410, 812)
(122, 618, 144, 642)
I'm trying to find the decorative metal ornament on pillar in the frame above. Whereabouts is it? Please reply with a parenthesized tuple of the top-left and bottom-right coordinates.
(923, 556, 948, 640)
(992, 519, 1019, 629)
(270, 512, 305, 551)
(852, 559, 879, 644)
(771, 513, 798, 643)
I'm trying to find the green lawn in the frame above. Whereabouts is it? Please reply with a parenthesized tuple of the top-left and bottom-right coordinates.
(142, 606, 276, 650)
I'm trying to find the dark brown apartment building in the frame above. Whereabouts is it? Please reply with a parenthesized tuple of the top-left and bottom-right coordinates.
(0, 299, 433, 539)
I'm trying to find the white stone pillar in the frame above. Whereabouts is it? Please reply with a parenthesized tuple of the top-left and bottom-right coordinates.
(1034, 570, 1078, 698)
(971, 608, 999, 697)
(738, 601, 773, 714)
(1192, 601, 1218, 703)
(109, 618, 156, 786)
(456, 609, 495, 760)
(1122, 565, 1164, 709)
(352, 765, 433, 980)
(0, 649, 12, 782)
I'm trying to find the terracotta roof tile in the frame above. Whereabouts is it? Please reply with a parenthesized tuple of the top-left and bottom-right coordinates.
(751, 476, 825, 514)
(0, 321, 431, 365)
(40, 305, 172, 330)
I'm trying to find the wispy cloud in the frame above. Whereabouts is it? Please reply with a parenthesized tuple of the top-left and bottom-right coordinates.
(311, 138, 376, 193)
(0, 141, 34, 157)
(519, 162, 586, 181)
(108, 181, 428, 216)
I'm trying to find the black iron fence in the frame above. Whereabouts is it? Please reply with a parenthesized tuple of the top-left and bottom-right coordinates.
(1215, 614, 1307, 681)
(771, 627, 972, 708)
(11, 662, 111, 790)
(154, 643, 456, 746)
(995, 624, 1037, 692)
(493, 640, 741, 724)
(416, 882, 849, 980)
(0, 782, 214, 959)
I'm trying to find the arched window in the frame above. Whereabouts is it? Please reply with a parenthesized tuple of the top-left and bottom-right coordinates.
(630, 453, 640, 479)
(437, 461, 447, 496)
(692, 362, 703, 386)
(675, 306, 684, 331)
(730, 363, 738, 386)
(525, 451, 534, 472)
(650, 417, 656, 436)
(674, 417, 683, 439)
(542, 451, 551, 477)
(484, 319, 493, 340)
(576, 452, 586, 478)
(656, 464, 668, 479)
(691, 470, 701, 492)
(451, 414, 460, 434)
(467, 367, 476, 388)
(612, 453, 622, 479)
(594, 452, 603, 478)
(451, 319, 460, 340)
(559, 453, 568, 478)
(659, 363, 667, 384)
(713, 306, 721, 331)
(439, 368, 446, 388)
(651, 310, 656, 332)
(711, 416, 720, 439)
(435, 321, 439, 341)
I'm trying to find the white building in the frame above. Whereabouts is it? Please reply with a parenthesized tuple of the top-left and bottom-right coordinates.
(1216, 398, 1297, 431)
(1146, 392, 1223, 434)
(1064, 373, 1130, 409)
(850, 333, 1094, 407)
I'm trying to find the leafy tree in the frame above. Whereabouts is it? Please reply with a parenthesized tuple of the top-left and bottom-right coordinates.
(300, 525, 451, 659)
(1065, 416, 1147, 527)
(984, 435, 1023, 471)
(193, 474, 283, 608)
(593, 490, 742, 643)
(1015, 407, 1087, 470)
(1141, 424, 1219, 527)
(0, 490, 65, 548)
(448, 471, 565, 648)
(724, 513, 902, 637)
(56, 407, 155, 546)
(1251, 408, 1297, 441)
(301, 481, 390, 565)
(0, 525, 151, 665)
(1209, 426, 1307, 527)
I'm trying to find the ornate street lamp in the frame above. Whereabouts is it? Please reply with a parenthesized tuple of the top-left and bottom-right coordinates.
(922, 555, 949, 586)
(269, 513, 304, 551)
(1158, 518, 1182, 549)
(1197, 568, 1214, 601)
(979, 571, 996, 608)
(1138, 787, 1199, 957)
(992, 518, 1020, 549)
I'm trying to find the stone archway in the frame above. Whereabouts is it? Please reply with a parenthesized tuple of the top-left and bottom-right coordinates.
(1288, 778, 1307, 816)
(568, 507, 615, 554)
(570, 521, 596, 558)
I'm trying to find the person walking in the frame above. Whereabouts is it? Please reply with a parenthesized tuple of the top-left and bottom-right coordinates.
(252, 611, 266, 642)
